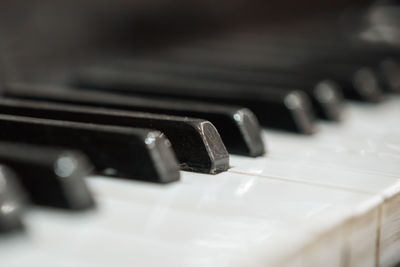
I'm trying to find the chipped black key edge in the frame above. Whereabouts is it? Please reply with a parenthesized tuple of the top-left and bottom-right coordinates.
(190, 120, 229, 174)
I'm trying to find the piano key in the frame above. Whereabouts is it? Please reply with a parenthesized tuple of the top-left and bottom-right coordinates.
(0, 142, 94, 210)
(3, 168, 381, 267)
(217, 17, 400, 57)
(72, 68, 317, 134)
(155, 46, 385, 102)
(380, 58, 400, 92)
(197, 37, 400, 93)
(2, 83, 264, 157)
(197, 34, 399, 64)
(316, 64, 384, 102)
(218, 38, 396, 94)
(0, 98, 230, 173)
(2, 95, 400, 267)
(0, 166, 25, 233)
(103, 58, 344, 121)
(0, 114, 182, 183)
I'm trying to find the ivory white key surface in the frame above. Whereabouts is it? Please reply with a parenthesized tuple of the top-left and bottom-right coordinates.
(0, 173, 376, 267)
(0, 96, 399, 267)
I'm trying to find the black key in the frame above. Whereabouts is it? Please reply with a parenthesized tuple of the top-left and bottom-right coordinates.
(2, 83, 264, 157)
(0, 142, 94, 210)
(0, 113, 181, 183)
(380, 58, 400, 92)
(220, 25, 400, 63)
(149, 46, 384, 102)
(0, 98, 230, 173)
(0, 166, 25, 233)
(198, 37, 400, 93)
(103, 58, 344, 121)
(299, 63, 383, 102)
(197, 35, 396, 65)
(72, 68, 316, 134)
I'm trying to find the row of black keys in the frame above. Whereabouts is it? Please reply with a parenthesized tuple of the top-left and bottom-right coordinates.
(0, 83, 263, 233)
(0, 31, 399, 233)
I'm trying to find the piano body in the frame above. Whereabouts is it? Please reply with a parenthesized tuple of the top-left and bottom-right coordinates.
(0, 0, 399, 266)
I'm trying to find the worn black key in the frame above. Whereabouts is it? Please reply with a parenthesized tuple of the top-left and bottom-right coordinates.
(104, 58, 344, 121)
(0, 113, 181, 183)
(0, 142, 94, 210)
(73, 66, 316, 134)
(2, 83, 264, 157)
(0, 98, 230, 173)
(0, 166, 25, 233)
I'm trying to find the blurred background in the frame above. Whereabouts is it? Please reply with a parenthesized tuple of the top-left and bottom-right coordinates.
(0, 0, 399, 83)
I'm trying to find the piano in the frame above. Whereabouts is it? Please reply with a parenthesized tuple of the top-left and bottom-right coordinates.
(0, 0, 399, 266)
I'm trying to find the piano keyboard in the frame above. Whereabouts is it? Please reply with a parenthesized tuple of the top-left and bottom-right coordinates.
(0, 0, 399, 266)
(0, 97, 399, 267)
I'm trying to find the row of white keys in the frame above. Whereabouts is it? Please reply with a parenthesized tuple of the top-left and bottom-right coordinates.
(231, 96, 400, 266)
(0, 97, 399, 267)
(0, 172, 374, 267)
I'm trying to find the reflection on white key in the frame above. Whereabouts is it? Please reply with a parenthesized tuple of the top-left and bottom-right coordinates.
(0, 98, 399, 267)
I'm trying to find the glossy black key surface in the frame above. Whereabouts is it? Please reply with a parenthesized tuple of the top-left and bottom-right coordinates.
(0, 166, 25, 233)
(97, 59, 344, 121)
(0, 98, 230, 173)
(0, 114, 181, 183)
(73, 68, 316, 134)
(0, 142, 94, 210)
(2, 83, 264, 157)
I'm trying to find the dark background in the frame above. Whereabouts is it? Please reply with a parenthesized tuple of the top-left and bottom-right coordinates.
(0, 0, 381, 82)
